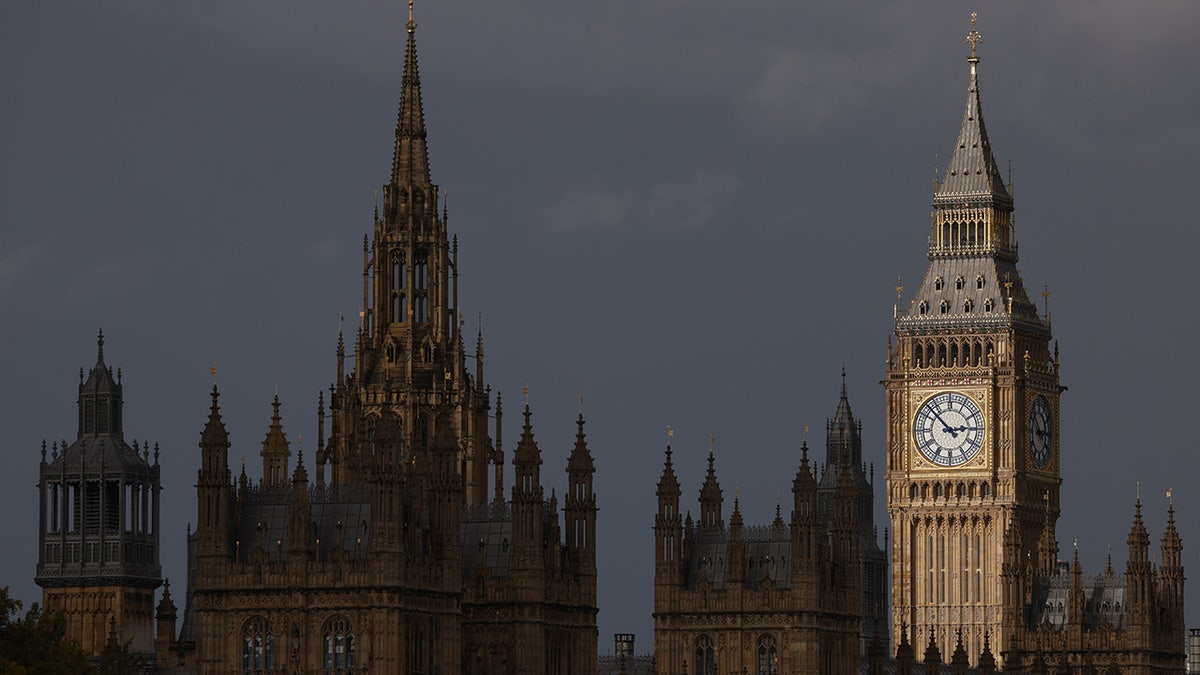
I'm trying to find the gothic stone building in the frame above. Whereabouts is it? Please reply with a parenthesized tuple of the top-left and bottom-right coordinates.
(150, 9, 598, 674)
(651, 382, 886, 674)
(35, 332, 164, 657)
(884, 18, 1186, 672)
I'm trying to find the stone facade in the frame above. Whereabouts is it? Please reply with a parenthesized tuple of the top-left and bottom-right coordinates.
(651, 384, 884, 675)
(885, 18, 1186, 672)
(155, 8, 598, 673)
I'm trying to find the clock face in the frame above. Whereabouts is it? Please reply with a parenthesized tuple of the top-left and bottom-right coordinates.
(1029, 395, 1052, 469)
(914, 392, 985, 467)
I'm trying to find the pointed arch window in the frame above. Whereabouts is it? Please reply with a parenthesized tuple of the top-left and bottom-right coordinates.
(977, 275, 986, 290)
(757, 635, 779, 675)
(694, 636, 716, 675)
(934, 276, 945, 291)
(919, 301, 929, 315)
(322, 615, 355, 673)
(242, 617, 275, 673)
(984, 298, 994, 313)
(955, 276, 965, 290)
(964, 299, 974, 313)
(939, 300, 950, 314)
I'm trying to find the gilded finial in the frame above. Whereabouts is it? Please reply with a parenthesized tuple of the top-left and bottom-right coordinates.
(666, 425, 674, 444)
(708, 433, 716, 454)
(522, 381, 529, 406)
(1042, 285, 1051, 319)
(1167, 488, 1173, 505)
(895, 276, 904, 304)
(407, 0, 415, 33)
(578, 391, 584, 415)
(210, 360, 218, 386)
(803, 422, 809, 443)
(966, 12, 983, 62)
(274, 372, 279, 396)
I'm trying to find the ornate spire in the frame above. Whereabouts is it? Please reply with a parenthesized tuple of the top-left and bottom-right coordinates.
(390, 0, 431, 189)
(698, 442, 723, 528)
(260, 393, 291, 486)
(200, 384, 229, 451)
(657, 444, 680, 497)
(935, 13, 1010, 206)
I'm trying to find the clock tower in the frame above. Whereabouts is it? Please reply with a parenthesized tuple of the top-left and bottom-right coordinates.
(885, 17, 1061, 665)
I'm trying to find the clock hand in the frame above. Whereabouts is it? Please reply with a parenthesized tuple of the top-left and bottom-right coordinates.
(930, 409, 959, 437)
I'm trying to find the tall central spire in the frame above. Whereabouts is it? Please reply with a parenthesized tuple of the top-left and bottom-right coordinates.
(391, 0, 430, 189)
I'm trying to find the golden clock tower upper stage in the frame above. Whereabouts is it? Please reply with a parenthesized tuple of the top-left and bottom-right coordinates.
(886, 17, 1061, 666)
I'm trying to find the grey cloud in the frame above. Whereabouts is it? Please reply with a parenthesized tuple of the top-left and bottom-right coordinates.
(545, 170, 739, 233)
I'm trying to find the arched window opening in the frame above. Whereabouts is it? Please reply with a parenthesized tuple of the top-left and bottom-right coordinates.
(964, 299, 974, 313)
(939, 300, 950, 314)
(242, 617, 275, 673)
(950, 343, 959, 366)
(955, 276, 965, 290)
(919, 300, 929, 315)
(694, 636, 716, 675)
(977, 275, 986, 289)
(757, 635, 780, 675)
(984, 298, 994, 312)
(980, 482, 990, 499)
(323, 616, 355, 673)
(415, 252, 428, 291)
(934, 276, 944, 291)
(937, 343, 947, 367)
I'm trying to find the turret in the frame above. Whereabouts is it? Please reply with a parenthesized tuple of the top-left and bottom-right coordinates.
(698, 447, 723, 529)
(654, 445, 682, 583)
(511, 402, 544, 569)
(1125, 494, 1152, 625)
(259, 393, 290, 487)
(154, 579, 178, 667)
(792, 441, 818, 565)
(286, 447, 312, 562)
(922, 629, 942, 674)
(1160, 496, 1184, 604)
(894, 624, 914, 675)
(196, 384, 231, 557)
(727, 496, 745, 585)
(565, 409, 597, 576)
(950, 630, 969, 675)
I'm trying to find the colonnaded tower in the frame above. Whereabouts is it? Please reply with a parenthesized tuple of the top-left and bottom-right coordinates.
(36, 331, 163, 656)
(884, 17, 1061, 663)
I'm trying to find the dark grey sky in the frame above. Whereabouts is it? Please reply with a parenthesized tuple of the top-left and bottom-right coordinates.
(4, 0, 1198, 648)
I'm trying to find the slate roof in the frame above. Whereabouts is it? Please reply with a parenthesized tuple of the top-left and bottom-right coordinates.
(233, 484, 371, 561)
(934, 55, 1011, 207)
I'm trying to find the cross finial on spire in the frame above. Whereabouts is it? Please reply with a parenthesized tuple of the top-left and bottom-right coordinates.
(966, 12, 983, 62)
(407, 0, 415, 33)
(895, 276, 903, 304)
